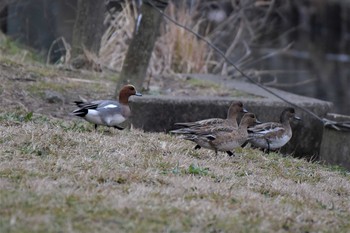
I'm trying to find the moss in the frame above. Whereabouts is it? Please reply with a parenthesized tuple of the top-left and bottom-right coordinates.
(229, 89, 264, 98)
(27, 79, 98, 98)
(185, 163, 210, 176)
(26, 66, 58, 78)
(327, 164, 349, 176)
(0, 37, 43, 62)
(0, 56, 23, 67)
(185, 77, 264, 98)
(186, 78, 221, 89)
(0, 111, 34, 123)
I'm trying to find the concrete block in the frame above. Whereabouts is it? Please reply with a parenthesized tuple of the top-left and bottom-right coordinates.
(320, 113, 350, 170)
(129, 77, 332, 157)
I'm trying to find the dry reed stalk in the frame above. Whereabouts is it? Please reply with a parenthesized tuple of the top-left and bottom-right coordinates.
(99, 2, 215, 76)
(99, 4, 136, 71)
(98, 1, 280, 78)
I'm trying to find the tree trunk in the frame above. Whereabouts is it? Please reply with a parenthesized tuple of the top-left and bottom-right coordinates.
(71, 0, 105, 58)
(115, 0, 169, 96)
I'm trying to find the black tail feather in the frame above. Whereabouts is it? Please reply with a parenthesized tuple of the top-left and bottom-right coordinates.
(72, 108, 88, 117)
(74, 101, 85, 107)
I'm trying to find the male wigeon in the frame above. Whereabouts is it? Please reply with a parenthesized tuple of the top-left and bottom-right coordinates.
(247, 107, 301, 153)
(72, 84, 142, 130)
(178, 113, 260, 156)
(174, 101, 248, 129)
(171, 101, 248, 150)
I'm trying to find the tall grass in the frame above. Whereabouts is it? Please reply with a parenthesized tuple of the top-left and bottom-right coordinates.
(99, 1, 278, 77)
(99, 2, 215, 75)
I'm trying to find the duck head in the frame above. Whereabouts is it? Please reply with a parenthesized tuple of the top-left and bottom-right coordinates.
(227, 101, 248, 118)
(119, 85, 142, 104)
(281, 107, 301, 123)
(241, 113, 261, 127)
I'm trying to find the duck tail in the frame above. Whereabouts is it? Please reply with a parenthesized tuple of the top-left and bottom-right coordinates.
(170, 128, 194, 135)
(72, 108, 88, 117)
(174, 122, 194, 128)
(182, 135, 197, 141)
(74, 101, 85, 108)
(170, 129, 183, 134)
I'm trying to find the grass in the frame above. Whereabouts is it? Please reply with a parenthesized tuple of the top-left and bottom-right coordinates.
(185, 78, 263, 98)
(1, 111, 350, 233)
(186, 78, 221, 89)
(0, 26, 350, 233)
(0, 33, 43, 63)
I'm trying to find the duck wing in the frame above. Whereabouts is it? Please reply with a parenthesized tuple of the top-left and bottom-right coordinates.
(74, 100, 120, 110)
(248, 122, 281, 134)
(175, 118, 224, 128)
(248, 123, 285, 139)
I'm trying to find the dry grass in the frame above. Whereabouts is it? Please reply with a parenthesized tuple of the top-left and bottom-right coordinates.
(99, 3, 136, 71)
(1, 111, 350, 233)
(1, 24, 350, 232)
(98, 1, 285, 83)
(99, 2, 215, 75)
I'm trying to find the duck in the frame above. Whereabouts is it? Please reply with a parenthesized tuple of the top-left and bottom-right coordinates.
(72, 84, 142, 130)
(247, 107, 301, 153)
(179, 113, 260, 156)
(174, 101, 248, 129)
(171, 101, 248, 150)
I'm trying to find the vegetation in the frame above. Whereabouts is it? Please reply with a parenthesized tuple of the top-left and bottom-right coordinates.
(1, 111, 350, 233)
(0, 10, 350, 232)
(100, 2, 218, 76)
(0, 33, 43, 63)
(0, 42, 349, 231)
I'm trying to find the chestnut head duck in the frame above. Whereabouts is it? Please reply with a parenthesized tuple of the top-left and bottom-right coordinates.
(72, 84, 142, 130)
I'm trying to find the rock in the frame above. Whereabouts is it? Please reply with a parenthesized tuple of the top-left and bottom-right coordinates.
(45, 90, 64, 103)
(320, 113, 350, 170)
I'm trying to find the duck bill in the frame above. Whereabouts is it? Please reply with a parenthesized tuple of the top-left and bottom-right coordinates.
(255, 119, 262, 124)
(242, 108, 248, 113)
(294, 116, 301, 121)
(135, 92, 142, 96)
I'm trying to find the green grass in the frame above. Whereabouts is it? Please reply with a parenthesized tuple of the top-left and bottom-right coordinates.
(1, 115, 350, 233)
(186, 78, 221, 89)
(0, 36, 43, 63)
(185, 77, 263, 98)
(187, 163, 210, 176)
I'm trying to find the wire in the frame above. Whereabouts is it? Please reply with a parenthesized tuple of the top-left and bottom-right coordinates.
(146, 1, 350, 132)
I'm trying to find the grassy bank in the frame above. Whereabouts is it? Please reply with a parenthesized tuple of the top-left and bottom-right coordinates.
(0, 112, 350, 233)
(1, 34, 349, 233)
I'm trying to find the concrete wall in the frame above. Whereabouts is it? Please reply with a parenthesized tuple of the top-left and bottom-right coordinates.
(320, 113, 350, 169)
(129, 94, 332, 158)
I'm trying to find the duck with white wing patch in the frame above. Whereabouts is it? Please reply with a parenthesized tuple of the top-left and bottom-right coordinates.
(72, 84, 142, 130)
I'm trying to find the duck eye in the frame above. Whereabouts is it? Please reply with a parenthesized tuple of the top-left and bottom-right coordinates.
(129, 86, 135, 91)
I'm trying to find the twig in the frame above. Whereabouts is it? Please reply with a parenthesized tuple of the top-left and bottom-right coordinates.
(213, 22, 244, 73)
(240, 43, 294, 68)
(46, 37, 71, 65)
